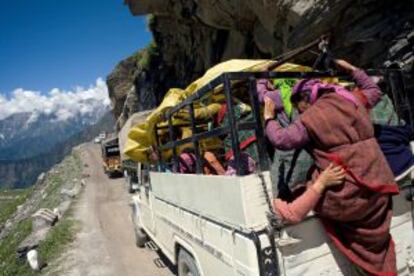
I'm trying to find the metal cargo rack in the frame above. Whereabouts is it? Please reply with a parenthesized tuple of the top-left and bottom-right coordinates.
(154, 69, 413, 176)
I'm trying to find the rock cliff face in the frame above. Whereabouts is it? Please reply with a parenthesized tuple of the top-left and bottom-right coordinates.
(108, 0, 414, 128)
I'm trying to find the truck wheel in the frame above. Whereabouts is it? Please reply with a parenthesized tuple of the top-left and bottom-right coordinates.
(178, 250, 200, 276)
(132, 211, 147, 248)
(134, 226, 147, 248)
(127, 176, 134, 194)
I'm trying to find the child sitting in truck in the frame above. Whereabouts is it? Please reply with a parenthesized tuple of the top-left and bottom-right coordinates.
(273, 163, 345, 224)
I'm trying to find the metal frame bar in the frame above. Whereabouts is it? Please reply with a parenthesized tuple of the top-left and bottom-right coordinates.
(167, 75, 224, 117)
(387, 70, 413, 126)
(223, 75, 241, 175)
(159, 127, 227, 151)
(248, 77, 269, 171)
(154, 125, 165, 172)
(168, 116, 179, 173)
(189, 103, 203, 174)
(159, 122, 257, 151)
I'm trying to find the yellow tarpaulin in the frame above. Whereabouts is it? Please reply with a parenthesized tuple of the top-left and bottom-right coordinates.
(124, 59, 312, 163)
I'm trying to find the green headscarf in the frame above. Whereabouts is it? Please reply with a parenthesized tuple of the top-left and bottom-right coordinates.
(272, 78, 296, 118)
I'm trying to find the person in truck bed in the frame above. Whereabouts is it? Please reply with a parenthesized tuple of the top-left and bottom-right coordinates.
(263, 59, 399, 275)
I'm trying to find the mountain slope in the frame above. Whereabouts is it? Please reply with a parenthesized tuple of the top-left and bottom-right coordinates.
(0, 111, 115, 188)
(0, 104, 108, 161)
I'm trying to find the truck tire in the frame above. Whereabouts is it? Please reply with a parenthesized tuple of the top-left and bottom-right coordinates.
(124, 176, 132, 194)
(126, 175, 134, 193)
(134, 226, 147, 248)
(132, 210, 147, 248)
(178, 249, 200, 276)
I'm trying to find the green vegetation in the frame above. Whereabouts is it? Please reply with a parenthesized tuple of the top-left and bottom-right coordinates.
(0, 219, 33, 276)
(0, 151, 83, 275)
(146, 14, 155, 31)
(0, 215, 78, 276)
(0, 188, 32, 227)
(40, 153, 82, 210)
(38, 212, 78, 264)
(133, 41, 159, 70)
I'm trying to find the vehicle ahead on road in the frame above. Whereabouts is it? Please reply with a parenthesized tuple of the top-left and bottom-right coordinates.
(101, 137, 122, 177)
(99, 131, 107, 141)
(94, 131, 107, 144)
(130, 69, 414, 276)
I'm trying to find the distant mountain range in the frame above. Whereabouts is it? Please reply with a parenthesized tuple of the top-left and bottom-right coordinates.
(0, 104, 115, 188)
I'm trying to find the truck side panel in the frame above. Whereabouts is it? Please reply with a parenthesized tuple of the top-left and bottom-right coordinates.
(150, 172, 272, 230)
(150, 196, 263, 276)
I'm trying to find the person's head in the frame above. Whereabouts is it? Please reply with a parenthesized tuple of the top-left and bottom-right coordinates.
(178, 149, 196, 174)
(291, 79, 336, 113)
(290, 90, 312, 113)
(291, 79, 318, 113)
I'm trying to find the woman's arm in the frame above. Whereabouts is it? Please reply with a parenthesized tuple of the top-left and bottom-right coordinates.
(335, 59, 382, 108)
(264, 97, 310, 150)
(273, 164, 345, 224)
(273, 186, 321, 224)
(265, 119, 310, 150)
(352, 69, 382, 108)
(257, 79, 274, 96)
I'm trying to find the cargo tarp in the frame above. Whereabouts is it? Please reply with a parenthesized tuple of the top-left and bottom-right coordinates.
(118, 110, 154, 161)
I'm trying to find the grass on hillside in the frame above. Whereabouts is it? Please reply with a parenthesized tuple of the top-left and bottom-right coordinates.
(0, 151, 82, 276)
(0, 219, 33, 276)
(40, 152, 82, 210)
(0, 215, 78, 276)
(0, 188, 33, 228)
(38, 211, 79, 269)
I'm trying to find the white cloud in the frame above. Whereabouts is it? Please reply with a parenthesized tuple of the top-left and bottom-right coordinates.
(0, 78, 110, 121)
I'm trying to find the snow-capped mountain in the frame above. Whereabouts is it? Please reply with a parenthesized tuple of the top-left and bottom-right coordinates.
(0, 103, 109, 160)
(0, 78, 115, 188)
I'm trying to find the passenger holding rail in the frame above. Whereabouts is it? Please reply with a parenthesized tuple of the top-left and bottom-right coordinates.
(263, 59, 399, 275)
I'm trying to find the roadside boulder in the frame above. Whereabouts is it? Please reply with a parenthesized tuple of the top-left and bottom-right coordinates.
(17, 208, 58, 259)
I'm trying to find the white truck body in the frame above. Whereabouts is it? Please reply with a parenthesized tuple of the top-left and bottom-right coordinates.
(131, 170, 414, 276)
(129, 69, 414, 276)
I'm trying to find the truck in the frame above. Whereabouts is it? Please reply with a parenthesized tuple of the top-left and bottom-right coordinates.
(129, 68, 414, 275)
(93, 131, 107, 144)
(118, 110, 154, 193)
(101, 136, 122, 177)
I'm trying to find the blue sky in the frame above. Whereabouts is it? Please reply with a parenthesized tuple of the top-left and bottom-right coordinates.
(0, 0, 151, 95)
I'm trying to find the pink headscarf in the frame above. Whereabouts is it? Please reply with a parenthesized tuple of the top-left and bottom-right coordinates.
(179, 152, 196, 174)
(292, 79, 359, 106)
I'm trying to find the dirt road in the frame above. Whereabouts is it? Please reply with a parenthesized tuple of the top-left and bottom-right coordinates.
(52, 143, 174, 276)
